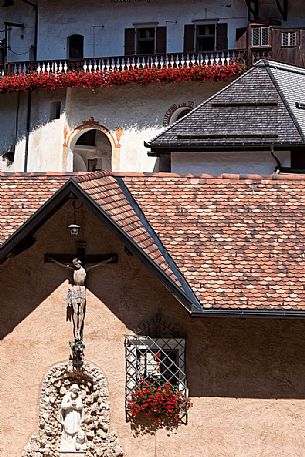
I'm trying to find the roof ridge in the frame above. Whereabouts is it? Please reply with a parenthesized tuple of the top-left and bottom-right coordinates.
(146, 64, 256, 146)
(265, 64, 305, 143)
(259, 58, 305, 76)
(116, 176, 202, 310)
(118, 172, 305, 181)
(0, 172, 82, 177)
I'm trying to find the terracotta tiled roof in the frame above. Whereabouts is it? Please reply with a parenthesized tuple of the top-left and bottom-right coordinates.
(76, 173, 185, 290)
(122, 173, 305, 312)
(0, 173, 71, 245)
(2, 171, 305, 314)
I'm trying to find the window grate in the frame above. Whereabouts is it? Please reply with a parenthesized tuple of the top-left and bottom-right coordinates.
(282, 31, 296, 47)
(251, 27, 270, 47)
(125, 335, 187, 419)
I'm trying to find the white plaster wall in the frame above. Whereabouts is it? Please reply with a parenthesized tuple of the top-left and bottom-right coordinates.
(65, 80, 229, 173)
(3, 0, 305, 65)
(36, 0, 247, 60)
(0, 80, 229, 172)
(27, 89, 67, 171)
(171, 150, 291, 175)
(0, 2, 35, 63)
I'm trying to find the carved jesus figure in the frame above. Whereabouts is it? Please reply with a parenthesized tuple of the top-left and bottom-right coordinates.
(50, 256, 114, 340)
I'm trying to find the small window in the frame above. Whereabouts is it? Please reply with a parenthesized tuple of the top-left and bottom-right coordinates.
(282, 32, 296, 47)
(2, 146, 15, 165)
(87, 158, 98, 172)
(68, 34, 84, 59)
(251, 27, 270, 47)
(136, 27, 155, 54)
(50, 101, 61, 120)
(76, 130, 96, 146)
(196, 24, 215, 52)
(125, 335, 187, 414)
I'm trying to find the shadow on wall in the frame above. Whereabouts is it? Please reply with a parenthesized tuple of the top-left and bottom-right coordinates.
(0, 79, 231, 164)
(2, 199, 304, 401)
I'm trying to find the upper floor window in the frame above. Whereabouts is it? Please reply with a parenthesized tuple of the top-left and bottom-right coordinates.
(125, 27, 167, 55)
(68, 34, 84, 59)
(196, 25, 215, 52)
(50, 101, 61, 121)
(281, 31, 296, 47)
(251, 27, 270, 47)
(137, 28, 155, 54)
(184, 23, 228, 53)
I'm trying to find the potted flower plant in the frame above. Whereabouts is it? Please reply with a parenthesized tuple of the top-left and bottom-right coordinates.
(128, 378, 191, 422)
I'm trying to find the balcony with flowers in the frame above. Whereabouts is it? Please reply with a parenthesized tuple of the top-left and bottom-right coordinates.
(0, 50, 247, 94)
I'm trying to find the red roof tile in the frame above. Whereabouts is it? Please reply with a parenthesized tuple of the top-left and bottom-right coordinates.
(122, 173, 305, 312)
(3, 171, 305, 313)
(0, 173, 71, 245)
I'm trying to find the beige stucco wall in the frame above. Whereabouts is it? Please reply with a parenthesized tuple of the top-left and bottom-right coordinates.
(2, 201, 305, 457)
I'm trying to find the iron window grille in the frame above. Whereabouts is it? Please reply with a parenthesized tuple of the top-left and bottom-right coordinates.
(251, 26, 270, 47)
(125, 335, 187, 417)
(281, 31, 296, 47)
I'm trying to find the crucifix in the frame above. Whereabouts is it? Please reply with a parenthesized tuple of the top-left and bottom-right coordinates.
(46, 243, 117, 345)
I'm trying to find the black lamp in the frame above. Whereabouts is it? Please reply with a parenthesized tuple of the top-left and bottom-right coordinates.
(68, 224, 81, 236)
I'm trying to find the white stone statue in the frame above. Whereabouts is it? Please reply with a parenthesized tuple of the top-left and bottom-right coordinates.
(60, 384, 84, 452)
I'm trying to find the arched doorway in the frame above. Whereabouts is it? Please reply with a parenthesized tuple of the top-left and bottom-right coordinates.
(72, 128, 112, 172)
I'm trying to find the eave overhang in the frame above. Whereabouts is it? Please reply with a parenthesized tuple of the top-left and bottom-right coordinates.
(146, 142, 305, 156)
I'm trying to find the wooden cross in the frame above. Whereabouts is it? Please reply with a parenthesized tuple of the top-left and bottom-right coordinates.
(44, 241, 118, 266)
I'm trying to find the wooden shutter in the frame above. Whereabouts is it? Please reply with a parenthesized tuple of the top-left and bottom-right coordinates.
(216, 23, 228, 50)
(184, 24, 195, 52)
(235, 27, 247, 48)
(156, 27, 167, 54)
(125, 28, 135, 56)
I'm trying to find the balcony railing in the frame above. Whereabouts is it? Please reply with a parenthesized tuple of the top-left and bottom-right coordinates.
(1, 50, 248, 76)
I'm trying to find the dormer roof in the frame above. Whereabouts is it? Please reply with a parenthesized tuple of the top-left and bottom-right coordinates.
(147, 60, 305, 154)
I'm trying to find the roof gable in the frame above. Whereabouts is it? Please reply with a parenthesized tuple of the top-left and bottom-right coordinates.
(148, 60, 305, 152)
(0, 172, 199, 314)
(3, 171, 305, 317)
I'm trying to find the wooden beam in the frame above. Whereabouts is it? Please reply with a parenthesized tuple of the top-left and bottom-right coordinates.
(275, 0, 288, 21)
(244, 0, 259, 20)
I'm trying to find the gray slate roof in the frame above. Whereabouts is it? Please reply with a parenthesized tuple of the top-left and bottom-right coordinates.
(148, 60, 305, 152)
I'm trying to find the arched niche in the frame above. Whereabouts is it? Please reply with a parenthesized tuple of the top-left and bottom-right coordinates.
(22, 360, 123, 457)
(65, 122, 119, 172)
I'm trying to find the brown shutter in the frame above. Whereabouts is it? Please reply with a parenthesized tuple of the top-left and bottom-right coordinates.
(235, 27, 247, 48)
(184, 24, 195, 52)
(216, 23, 228, 50)
(125, 28, 135, 56)
(156, 27, 167, 54)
